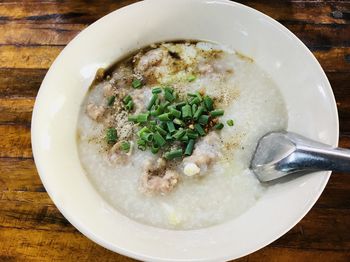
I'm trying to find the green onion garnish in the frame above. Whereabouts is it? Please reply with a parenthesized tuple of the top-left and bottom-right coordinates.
(153, 132, 166, 147)
(132, 79, 142, 89)
(227, 119, 234, 126)
(106, 128, 117, 144)
(214, 123, 224, 130)
(151, 144, 159, 154)
(193, 106, 204, 120)
(121, 141, 130, 152)
(169, 107, 181, 118)
(187, 75, 196, 82)
(107, 95, 116, 106)
(210, 109, 224, 117)
(166, 121, 176, 133)
(158, 113, 171, 121)
(155, 126, 167, 136)
(173, 118, 185, 126)
(203, 96, 214, 111)
(181, 104, 192, 119)
(152, 87, 162, 94)
(141, 132, 154, 142)
(137, 139, 147, 151)
(198, 115, 209, 125)
(164, 90, 175, 102)
(173, 129, 186, 140)
(123, 95, 132, 104)
(194, 123, 206, 136)
(125, 100, 134, 111)
(147, 94, 158, 110)
(185, 139, 195, 155)
(164, 149, 183, 160)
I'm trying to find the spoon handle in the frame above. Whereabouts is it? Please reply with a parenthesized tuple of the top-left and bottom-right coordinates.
(288, 144, 350, 173)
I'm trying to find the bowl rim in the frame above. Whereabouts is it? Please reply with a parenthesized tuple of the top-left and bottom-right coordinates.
(31, 0, 339, 261)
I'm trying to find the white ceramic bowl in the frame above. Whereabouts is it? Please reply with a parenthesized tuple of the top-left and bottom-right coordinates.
(31, 0, 338, 261)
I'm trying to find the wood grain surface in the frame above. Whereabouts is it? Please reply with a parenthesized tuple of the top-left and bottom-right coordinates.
(0, 0, 349, 261)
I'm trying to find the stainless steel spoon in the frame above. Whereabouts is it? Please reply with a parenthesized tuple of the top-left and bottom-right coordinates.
(250, 131, 350, 182)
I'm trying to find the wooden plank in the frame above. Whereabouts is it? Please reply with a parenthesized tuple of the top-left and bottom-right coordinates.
(0, 97, 34, 124)
(0, 1, 348, 25)
(0, 68, 46, 98)
(0, 45, 62, 69)
(0, 23, 83, 46)
(0, 227, 134, 262)
(0, 125, 31, 158)
(238, 247, 350, 262)
(314, 47, 350, 73)
(0, 45, 348, 71)
(0, 158, 43, 192)
(272, 208, 350, 251)
(287, 24, 350, 49)
(0, 23, 348, 49)
(245, 1, 350, 25)
(0, 0, 141, 24)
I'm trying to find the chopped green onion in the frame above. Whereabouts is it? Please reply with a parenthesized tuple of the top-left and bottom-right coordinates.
(198, 115, 209, 125)
(185, 139, 195, 155)
(166, 133, 173, 141)
(106, 128, 117, 144)
(137, 113, 149, 123)
(166, 121, 176, 133)
(158, 113, 171, 121)
(123, 95, 132, 104)
(125, 100, 134, 111)
(193, 106, 204, 120)
(153, 132, 166, 147)
(187, 93, 196, 97)
(214, 123, 224, 130)
(173, 129, 186, 140)
(107, 95, 116, 106)
(227, 119, 234, 126)
(169, 107, 181, 118)
(121, 141, 130, 152)
(210, 109, 224, 117)
(132, 79, 142, 89)
(174, 101, 186, 108)
(155, 126, 167, 136)
(164, 149, 183, 160)
(160, 101, 171, 110)
(164, 86, 174, 94)
(149, 120, 157, 125)
(180, 135, 189, 142)
(164, 90, 175, 102)
(187, 75, 196, 82)
(194, 123, 206, 136)
(173, 118, 185, 126)
(189, 96, 201, 105)
(195, 91, 203, 101)
(137, 139, 147, 151)
(150, 105, 163, 116)
(128, 115, 138, 122)
(203, 96, 214, 111)
(147, 94, 158, 110)
(192, 104, 198, 115)
(152, 87, 162, 94)
(141, 132, 154, 142)
(151, 144, 159, 154)
(187, 130, 199, 139)
(181, 104, 192, 119)
(137, 126, 150, 137)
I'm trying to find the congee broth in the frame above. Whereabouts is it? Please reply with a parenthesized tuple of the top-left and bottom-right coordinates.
(77, 41, 288, 229)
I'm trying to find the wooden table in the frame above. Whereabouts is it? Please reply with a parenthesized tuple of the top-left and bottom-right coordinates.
(0, 1, 349, 261)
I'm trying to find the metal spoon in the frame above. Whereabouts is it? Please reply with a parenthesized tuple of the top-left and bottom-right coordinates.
(250, 131, 350, 182)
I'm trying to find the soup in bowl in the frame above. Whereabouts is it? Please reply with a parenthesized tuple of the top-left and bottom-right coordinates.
(32, 0, 338, 261)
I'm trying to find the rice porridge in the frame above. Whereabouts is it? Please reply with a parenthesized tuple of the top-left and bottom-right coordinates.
(77, 41, 288, 229)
